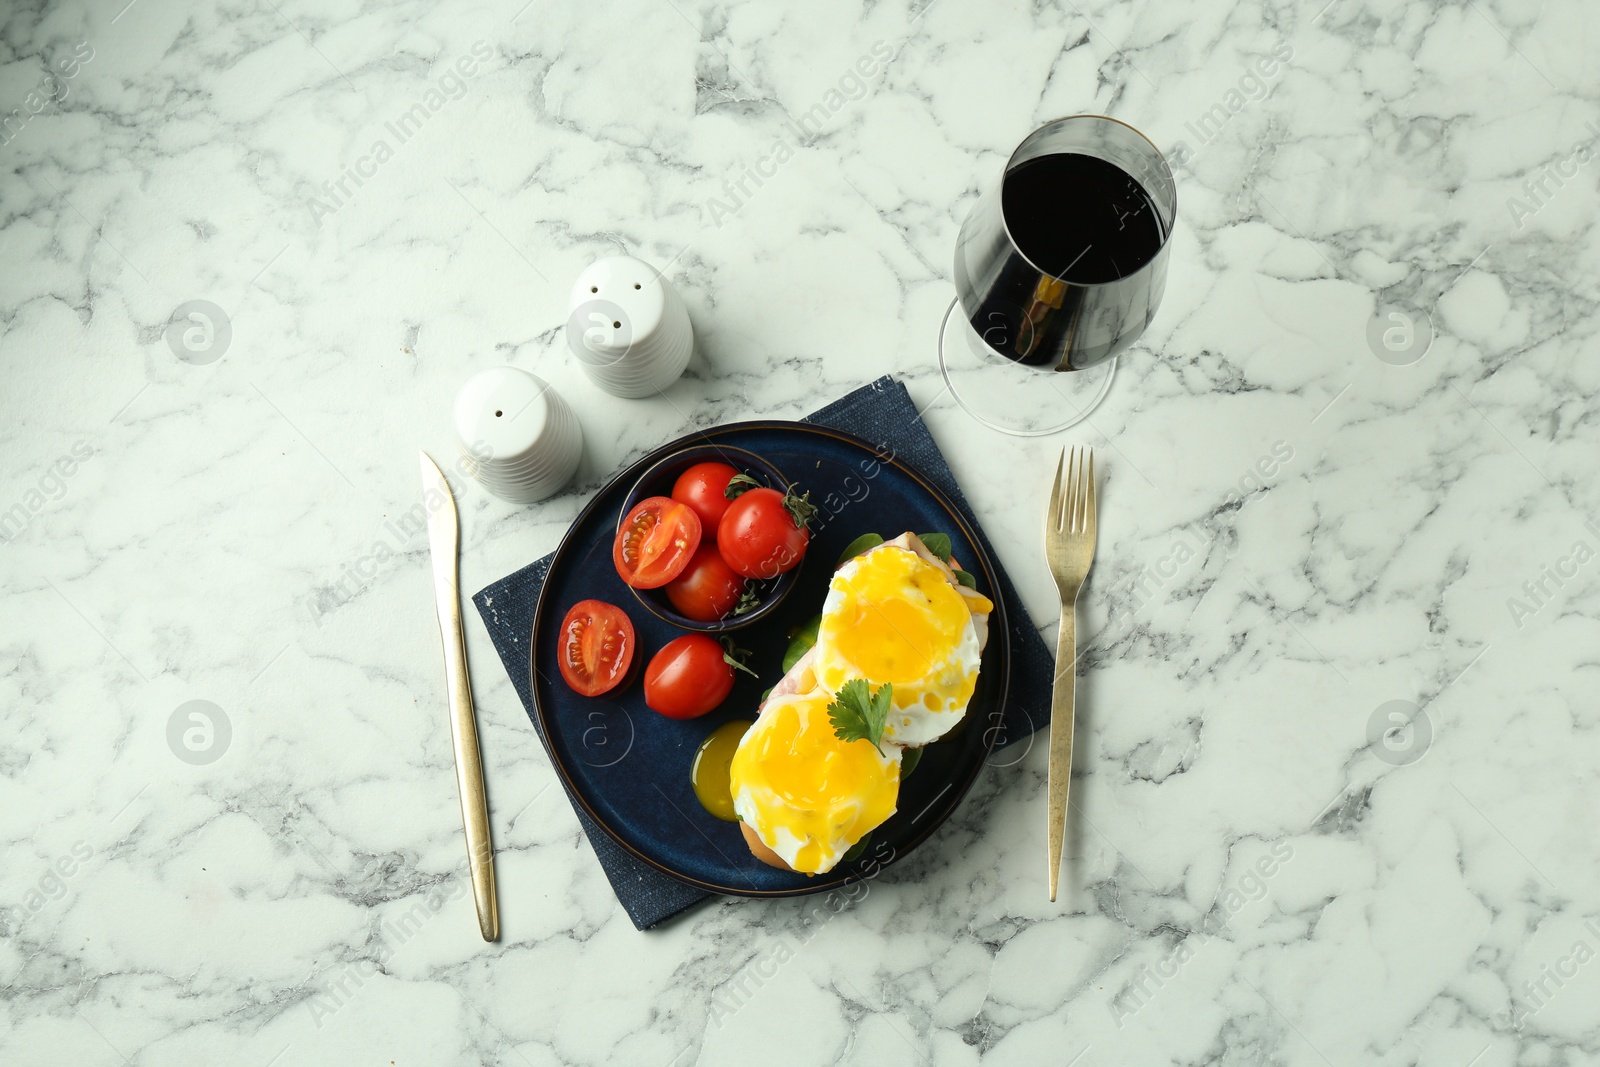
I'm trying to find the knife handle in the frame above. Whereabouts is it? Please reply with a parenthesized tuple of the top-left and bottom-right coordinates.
(440, 606, 500, 941)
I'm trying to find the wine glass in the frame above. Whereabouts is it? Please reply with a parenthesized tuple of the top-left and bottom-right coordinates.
(938, 115, 1177, 436)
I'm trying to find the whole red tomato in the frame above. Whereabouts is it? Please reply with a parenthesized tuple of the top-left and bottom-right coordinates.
(671, 462, 740, 539)
(644, 635, 741, 719)
(664, 545, 747, 621)
(717, 486, 813, 579)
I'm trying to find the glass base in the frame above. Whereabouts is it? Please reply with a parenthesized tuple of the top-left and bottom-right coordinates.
(937, 298, 1116, 437)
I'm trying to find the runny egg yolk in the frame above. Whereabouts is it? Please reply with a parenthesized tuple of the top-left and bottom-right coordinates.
(815, 546, 979, 716)
(692, 719, 753, 822)
(729, 693, 900, 874)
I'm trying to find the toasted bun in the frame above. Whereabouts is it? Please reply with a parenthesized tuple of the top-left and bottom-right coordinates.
(740, 820, 795, 872)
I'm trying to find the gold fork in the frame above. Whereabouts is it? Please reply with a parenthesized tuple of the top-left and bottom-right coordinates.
(1045, 446, 1097, 901)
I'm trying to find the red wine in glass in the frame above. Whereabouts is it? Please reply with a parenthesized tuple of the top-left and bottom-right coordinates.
(952, 117, 1176, 376)
(1002, 153, 1167, 286)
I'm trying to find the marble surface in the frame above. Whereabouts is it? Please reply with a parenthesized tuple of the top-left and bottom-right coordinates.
(3, 0, 1599, 1063)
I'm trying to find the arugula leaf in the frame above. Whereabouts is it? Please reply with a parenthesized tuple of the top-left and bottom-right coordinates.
(788, 613, 822, 643)
(782, 629, 816, 673)
(953, 569, 977, 589)
(919, 532, 953, 563)
(836, 532, 884, 566)
(900, 746, 923, 779)
(828, 679, 893, 755)
(781, 613, 822, 672)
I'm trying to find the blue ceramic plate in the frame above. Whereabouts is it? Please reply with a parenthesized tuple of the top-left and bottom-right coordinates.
(528, 421, 1012, 896)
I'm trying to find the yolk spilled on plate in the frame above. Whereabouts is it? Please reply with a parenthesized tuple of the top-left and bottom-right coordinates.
(692, 719, 753, 822)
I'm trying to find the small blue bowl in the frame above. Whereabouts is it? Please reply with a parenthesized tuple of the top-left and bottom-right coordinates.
(618, 444, 799, 633)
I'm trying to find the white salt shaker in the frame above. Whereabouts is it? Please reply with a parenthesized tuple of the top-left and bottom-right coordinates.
(453, 366, 583, 504)
(566, 255, 693, 398)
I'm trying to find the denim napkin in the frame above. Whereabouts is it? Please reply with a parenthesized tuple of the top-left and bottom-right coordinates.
(471, 376, 1053, 930)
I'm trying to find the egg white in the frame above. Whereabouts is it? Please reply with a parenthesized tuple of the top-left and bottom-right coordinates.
(811, 544, 985, 747)
(730, 692, 902, 874)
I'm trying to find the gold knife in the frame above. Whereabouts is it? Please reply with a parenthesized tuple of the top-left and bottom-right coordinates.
(420, 450, 500, 941)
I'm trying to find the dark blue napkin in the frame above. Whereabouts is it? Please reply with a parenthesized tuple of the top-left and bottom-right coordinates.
(471, 376, 1053, 930)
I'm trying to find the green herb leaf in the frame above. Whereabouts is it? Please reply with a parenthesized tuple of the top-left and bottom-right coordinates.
(828, 679, 893, 755)
(782, 630, 816, 673)
(919, 532, 953, 563)
(953, 568, 977, 589)
(724, 473, 763, 500)
(783, 485, 819, 528)
(842, 831, 873, 862)
(781, 614, 821, 672)
(730, 587, 761, 616)
(720, 638, 760, 679)
(900, 746, 923, 779)
(836, 532, 884, 566)
(788, 613, 822, 643)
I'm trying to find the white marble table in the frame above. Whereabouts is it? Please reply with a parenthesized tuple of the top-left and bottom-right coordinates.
(4, 0, 1598, 1063)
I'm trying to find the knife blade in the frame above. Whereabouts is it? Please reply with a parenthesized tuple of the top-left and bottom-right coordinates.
(419, 450, 500, 941)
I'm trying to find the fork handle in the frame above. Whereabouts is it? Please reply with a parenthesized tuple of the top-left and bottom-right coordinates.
(1047, 601, 1077, 901)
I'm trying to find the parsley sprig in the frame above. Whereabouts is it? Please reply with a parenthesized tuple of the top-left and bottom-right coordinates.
(828, 679, 894, 755)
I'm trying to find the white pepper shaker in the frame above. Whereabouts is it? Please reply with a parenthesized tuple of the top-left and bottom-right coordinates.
(453, 366, 582, 504)
(566, 255, 693, 398)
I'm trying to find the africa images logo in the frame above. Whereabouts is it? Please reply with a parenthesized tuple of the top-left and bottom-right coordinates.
(0, 41, 95, 149)
(304, 41, 495, 226)
(1506, 517, 1600, 630)
(704, 40, 895, 227)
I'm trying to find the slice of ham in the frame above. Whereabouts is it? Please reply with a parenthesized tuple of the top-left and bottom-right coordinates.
(765, 645, 817, 704)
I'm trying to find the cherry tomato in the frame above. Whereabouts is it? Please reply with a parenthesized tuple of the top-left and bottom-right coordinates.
(556, 600, 636, 697)
(664, 545, 747, 621)
(644, 635, 737, 719)
(671, 462, 740, 540)
(717, 487, 811, 579)
(613, 496, 701, 589)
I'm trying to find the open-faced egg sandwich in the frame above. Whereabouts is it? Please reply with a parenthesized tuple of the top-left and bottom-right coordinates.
(729, 533, 994, 874)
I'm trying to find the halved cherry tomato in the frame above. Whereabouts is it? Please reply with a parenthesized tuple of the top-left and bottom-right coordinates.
(556, 600, 636, 697)
(614, 496, 701, 589)
(671, 462, 740, 540)
(717, 486, 812, 579)
(664, 545, 747, 621)
(644, 635, 739, 719)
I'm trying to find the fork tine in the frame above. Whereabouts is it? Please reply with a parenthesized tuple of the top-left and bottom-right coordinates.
(1061, 448, 1072, 534)
(1086, 449, 1096, 530)
(1048, 448, 1065, 532)
(1075, 448, 1086, 531)
(1059, 447, 1070, 532)
(1066, 446, 1081, 534)
(1064, 446, 1078, 532)
(1076, 448, 1089, 533)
